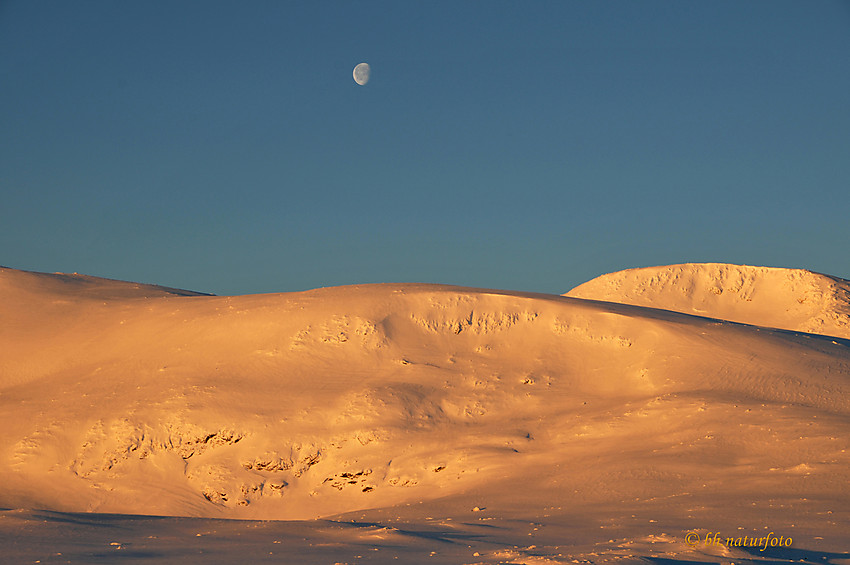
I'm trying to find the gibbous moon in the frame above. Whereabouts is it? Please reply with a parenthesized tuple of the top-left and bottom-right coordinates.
(353, 62, 370, 85)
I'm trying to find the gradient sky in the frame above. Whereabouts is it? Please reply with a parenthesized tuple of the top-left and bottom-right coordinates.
(2, 1, 849, 295)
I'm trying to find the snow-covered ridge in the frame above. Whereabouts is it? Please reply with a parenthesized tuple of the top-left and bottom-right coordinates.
(565, 263, 850, 339)
(0, 266, 211, 300)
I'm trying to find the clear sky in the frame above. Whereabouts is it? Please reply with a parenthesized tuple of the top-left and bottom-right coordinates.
(2, 1, 849, 295)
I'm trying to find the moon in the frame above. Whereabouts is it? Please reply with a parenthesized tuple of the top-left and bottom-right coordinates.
(353, 62, 370, 85)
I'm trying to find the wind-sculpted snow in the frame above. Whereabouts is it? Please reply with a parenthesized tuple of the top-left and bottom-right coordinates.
(1, 266, 849, 562)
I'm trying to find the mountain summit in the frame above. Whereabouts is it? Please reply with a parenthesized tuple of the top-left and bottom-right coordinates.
(566, 263, 850, 339)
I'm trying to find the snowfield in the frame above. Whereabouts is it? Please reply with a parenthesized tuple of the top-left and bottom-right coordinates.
(1, 264, 848, 564)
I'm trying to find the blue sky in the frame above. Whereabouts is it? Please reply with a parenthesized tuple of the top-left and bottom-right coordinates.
(2, 1, 849, 295)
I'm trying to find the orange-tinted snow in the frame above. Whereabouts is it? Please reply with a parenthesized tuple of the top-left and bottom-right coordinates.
(1, 265, 848, 563)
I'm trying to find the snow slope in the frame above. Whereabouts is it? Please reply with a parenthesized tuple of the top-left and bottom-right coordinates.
(1, 265, 849, 564)
(566, 263, 850, 339)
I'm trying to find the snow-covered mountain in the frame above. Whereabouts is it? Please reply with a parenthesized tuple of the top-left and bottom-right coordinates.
(566, 263, 850, 339)
(1, 264, 848, 564)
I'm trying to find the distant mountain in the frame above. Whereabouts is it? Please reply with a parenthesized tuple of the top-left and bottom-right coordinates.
(566, 263, 850, 339)
(0, 266, 211, 300)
